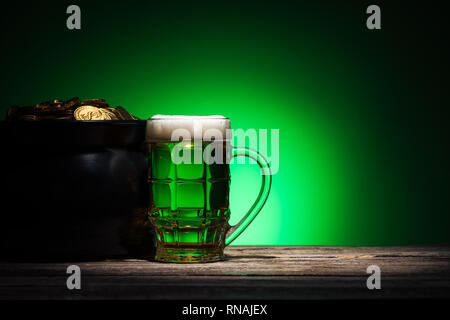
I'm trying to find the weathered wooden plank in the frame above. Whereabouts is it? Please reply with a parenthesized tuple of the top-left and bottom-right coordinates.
(1, 276, 449, 299)
(1, 246, 448, 276)
(0, 246, 449, 299)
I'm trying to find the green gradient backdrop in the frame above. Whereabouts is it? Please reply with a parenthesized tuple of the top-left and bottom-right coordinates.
(1, 1, 449, 245)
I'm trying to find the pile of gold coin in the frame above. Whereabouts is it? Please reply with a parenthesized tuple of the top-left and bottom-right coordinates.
(6, 97, 138, 121)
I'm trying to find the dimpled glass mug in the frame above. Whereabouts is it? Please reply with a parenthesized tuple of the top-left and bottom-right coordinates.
(146, 115, 272, 263)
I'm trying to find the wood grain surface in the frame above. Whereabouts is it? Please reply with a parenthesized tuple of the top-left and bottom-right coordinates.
(1, 246, 449, 299)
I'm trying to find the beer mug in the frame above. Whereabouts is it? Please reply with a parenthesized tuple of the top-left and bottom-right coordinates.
(146, 116, 271, 262)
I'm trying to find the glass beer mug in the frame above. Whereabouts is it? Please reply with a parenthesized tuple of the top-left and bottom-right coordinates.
(146, 115, 271, 262)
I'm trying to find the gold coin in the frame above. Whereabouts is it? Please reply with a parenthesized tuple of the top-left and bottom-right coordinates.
(74, 106, 112, 120)
(104, 108, 119, 120)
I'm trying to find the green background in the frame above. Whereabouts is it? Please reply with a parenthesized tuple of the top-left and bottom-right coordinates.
(2, 1, 449, 245)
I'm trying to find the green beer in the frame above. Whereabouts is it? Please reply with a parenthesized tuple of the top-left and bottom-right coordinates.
(150, 141, 230, 262)
(147, 116, 271, 263)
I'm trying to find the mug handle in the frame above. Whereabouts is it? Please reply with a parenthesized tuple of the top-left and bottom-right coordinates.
(225, 146, 272, 245)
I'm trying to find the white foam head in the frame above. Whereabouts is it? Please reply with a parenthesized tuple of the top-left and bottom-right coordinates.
(146, 115, 231, 142)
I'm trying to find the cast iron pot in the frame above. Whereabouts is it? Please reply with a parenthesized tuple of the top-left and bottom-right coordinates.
(0, 120, 154, 261)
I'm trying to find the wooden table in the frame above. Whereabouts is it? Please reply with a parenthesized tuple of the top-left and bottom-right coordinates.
(1, 246, 449, 300)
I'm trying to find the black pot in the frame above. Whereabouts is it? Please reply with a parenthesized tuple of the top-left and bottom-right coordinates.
(0, 121, 154, 261)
